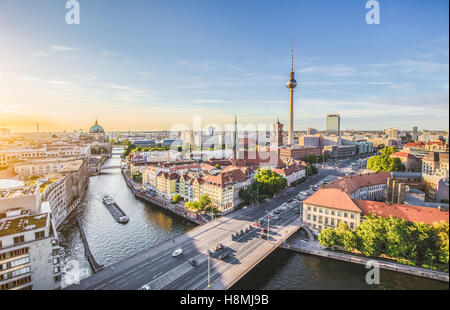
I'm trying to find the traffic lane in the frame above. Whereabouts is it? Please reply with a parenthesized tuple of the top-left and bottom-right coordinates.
(163, 208, 299, 290)
(95, 238, 207, 290)
(194, 209, 299, 290)
(83, 172, 329, 290)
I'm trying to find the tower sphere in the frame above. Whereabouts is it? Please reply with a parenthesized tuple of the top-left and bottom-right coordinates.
(286, 72, 297, 89)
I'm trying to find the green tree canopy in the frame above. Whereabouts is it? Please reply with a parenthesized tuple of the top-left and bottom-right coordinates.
(318, 228, 339, 248)
(367, 147, 405, 172)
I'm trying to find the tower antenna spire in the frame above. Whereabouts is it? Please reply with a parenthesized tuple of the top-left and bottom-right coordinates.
(291, 37, 294, 72)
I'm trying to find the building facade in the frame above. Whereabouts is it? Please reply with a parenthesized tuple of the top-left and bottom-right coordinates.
(0, 210, 61, 290)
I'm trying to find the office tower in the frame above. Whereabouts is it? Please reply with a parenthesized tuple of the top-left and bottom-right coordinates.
(326, 114, 341, 136)
(412, 126, 418, 140)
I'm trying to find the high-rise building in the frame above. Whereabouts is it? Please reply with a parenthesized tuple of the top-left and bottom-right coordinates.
(286, 39, 297, 145)
(307, 127, 317, 135)
(387, 128, 399, 139)
(412, 126, 419, 141)
(0, 210, 62, 290)
(326, 114, 341, 136)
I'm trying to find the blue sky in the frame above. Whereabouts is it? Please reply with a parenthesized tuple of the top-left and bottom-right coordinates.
(0, 0, 448, 132)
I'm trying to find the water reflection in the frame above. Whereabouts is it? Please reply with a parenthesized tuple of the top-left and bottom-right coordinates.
(58, 152, 195, 287)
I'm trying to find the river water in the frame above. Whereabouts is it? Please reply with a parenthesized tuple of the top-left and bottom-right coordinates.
(58, 150, 448, 290)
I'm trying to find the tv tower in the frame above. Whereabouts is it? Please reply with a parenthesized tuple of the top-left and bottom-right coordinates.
(286, 38, 297, 145)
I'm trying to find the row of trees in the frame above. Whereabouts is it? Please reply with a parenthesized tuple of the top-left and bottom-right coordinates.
(185, 194, 220, 214)
(318, 216, 449, 271)
(304, 154, 328, 164)
(90, 142, 111, 155)
(367, 146, 405, 172)
(239, 169, 288, 205)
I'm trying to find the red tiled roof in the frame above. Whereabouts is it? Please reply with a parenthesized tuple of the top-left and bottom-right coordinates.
(303, 188, 361, 213)
(205, 169, 248, 187)
(355, 200, 449, 225)
(324, 172, 390, 195)
(392, 152, 411, 158)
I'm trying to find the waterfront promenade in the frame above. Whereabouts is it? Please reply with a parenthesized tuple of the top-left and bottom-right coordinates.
(121, 168, 206, 225)
(280, 233, 449, 283)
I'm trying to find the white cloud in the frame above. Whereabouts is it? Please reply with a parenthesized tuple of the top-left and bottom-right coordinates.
(49, 45, 75, 51)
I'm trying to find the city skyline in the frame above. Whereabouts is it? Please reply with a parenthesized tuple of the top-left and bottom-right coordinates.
(0, 0, 449, 132)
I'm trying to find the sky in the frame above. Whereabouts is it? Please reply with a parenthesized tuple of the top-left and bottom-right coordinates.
(0, 0, 448, 132)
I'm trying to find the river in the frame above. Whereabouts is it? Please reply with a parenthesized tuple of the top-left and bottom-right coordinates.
(57, 150, 448, 290)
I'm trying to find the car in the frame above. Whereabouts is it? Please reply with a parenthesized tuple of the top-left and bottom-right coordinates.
(218, 252, 229, 260)
(252, 222, 260, 227)
(188, 259, 197, 266)
(172, 248, 183, 257)
(139, 284, 151, 290)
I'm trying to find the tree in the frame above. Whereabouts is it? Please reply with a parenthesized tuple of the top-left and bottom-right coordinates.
(384, 216, 410, 259)
(433, 222, 449, 264)
(172, 194, 182, 204)
(253, 169, 287, 197)
(198, 195, 213, 212)
(318, 228, 339, 248)
(305, 154, 318, 164)
(185, 201, 199, 211)
(355, 215, 386, 257)
(341, 231, 358, 251)
(367, 147, 405, 172)
(214, 164, 221, 169)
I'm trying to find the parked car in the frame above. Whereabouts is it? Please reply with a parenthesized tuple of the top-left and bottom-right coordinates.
(218, 252, 229, 260)
(188, 259, 197, 266)
(172, 248, 183, 257)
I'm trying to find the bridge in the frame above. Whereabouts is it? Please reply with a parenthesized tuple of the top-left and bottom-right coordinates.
(64, 178, 319, 290)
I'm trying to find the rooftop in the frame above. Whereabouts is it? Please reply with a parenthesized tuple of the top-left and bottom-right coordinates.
(355, 200, 449, 225)
(324, 172, 390, 195)
(0, 213, 49, 237)
(303, 188, 361, 213)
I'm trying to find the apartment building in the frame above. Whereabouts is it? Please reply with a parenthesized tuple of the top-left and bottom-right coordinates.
(0, 153, 6, 168)
(422, 152, 449, 179)
(0, 210, 61, 290)
(39, 159, 89, 228)
(0, 180, 40, 216)
(13, 157, 79, 179)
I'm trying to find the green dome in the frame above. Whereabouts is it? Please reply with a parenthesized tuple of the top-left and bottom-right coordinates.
(89, 119, 105, 134)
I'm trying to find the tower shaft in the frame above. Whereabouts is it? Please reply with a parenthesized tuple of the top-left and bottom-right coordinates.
(289, 88, 294, 145)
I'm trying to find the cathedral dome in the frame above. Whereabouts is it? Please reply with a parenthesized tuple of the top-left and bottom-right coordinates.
(89, 119, 105, 134)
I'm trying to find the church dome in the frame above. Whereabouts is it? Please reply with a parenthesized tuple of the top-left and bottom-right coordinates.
(89, 119, 105, 134)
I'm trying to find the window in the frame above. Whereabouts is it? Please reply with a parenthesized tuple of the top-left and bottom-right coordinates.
(331, 211, 335, 216)
(350, 223, 354, 229)
(53, 258, 60, 265)
(331, 219, 335, 226)
(319, 208, 323, 213)
(325, 209, 329, 214)
(337, 211, 341, 217)
(344, 212, 348, 218)
(313, 215, 317, 222)
(351, 213, 355, 219)
(35, 231, 45, 239)
(13, 235, 25, 245)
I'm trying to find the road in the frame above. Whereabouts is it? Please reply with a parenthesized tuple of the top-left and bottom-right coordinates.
(66, 167, 344, 290)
